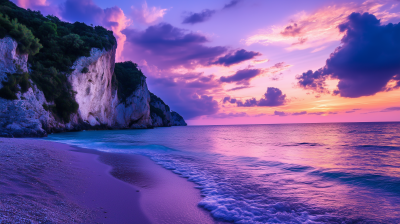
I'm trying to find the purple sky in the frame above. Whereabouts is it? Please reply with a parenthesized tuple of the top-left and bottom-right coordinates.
(14, 0, 400, 125)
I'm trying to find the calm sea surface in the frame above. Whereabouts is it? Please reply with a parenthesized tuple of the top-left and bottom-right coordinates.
(46, 122, 400, 223)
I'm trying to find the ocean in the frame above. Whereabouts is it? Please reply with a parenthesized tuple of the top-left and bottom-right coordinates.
(46, 122, 400, 223)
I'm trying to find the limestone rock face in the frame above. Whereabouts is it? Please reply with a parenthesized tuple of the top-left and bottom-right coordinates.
(0, 37, 28, 88)
(113, 77, 152, 129)
(171, 112, 187, 126)
(0, 87, 52, 137)
(0, 37, 56, 137)
(68, 47, 116, 127)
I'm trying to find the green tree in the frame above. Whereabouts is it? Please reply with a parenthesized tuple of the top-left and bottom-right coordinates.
(38, 21, 57, 37)
(0, 13, 42, 55)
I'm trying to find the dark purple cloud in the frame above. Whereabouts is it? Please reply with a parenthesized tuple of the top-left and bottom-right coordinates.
(223, 96, 237, 104)
(60, 0, 104, 25)
(122, 23, 227, 69)
(274, 111, 288, 116)
(223, 0, 241, 9)
(257, 87, 287, 106)
(182, 9, 216, 24)
(220, 69, 262, 85)
(182, 0, 241, 25)
(224, 87, 287, 107)
(212, 49, 261, 66)
(296, 69, 329, 94)
(296, 12, 400, 98)
(292, 111, 307, 115)
(381, 107, 400, 112)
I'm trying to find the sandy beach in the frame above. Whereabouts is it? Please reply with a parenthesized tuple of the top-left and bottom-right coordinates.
(0, 138, 217, 223)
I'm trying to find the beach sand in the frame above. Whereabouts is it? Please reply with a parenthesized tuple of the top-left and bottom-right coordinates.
(0, 138, 217, 223)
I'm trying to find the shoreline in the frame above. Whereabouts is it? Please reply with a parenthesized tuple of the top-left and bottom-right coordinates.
(0, 138, 217, 223)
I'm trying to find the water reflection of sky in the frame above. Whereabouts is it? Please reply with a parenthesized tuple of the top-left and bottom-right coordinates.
(47, 122, 400, 222)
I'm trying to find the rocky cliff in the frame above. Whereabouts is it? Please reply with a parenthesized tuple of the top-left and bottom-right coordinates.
(0, 36, 186, 137)
(0, 37, 56, 137)
(113, 75, 152, 129)
(171, 111, 187, 126)
(150, 92, 187, 127)
(150, 92, 172, 127)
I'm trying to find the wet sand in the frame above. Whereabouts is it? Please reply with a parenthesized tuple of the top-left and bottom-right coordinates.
(0, 138, 217, 223)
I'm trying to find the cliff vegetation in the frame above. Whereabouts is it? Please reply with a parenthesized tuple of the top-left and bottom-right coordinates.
(113, 61, 146, 104)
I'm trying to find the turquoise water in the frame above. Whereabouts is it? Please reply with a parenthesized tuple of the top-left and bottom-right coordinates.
(46, 122, 400, 223)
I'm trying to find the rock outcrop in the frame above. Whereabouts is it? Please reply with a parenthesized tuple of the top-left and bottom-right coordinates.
(68, 47, 117, 127)
(113, 76, 152, 129)
(0, 36, 186, 137)
(0, 37, 28, 89)
(150, 92, 173, 127)
(171, 112, 187, 126)
(0, 37, 56, 137)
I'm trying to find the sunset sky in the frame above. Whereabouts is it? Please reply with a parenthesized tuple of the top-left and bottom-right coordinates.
(13, 0, 400, 125)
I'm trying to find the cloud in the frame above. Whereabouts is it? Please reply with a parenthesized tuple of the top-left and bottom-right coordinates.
(220, 62, 291, 86)
(225, 87, 287, 107)
(15, 0, 46, 9)
(154, 88, 219, 120)
(292, 111, 307, 115)
(345, 108, 361, 113)
(245, 0, 399, 51)
(210, 112, 249, 119)
(182, 9, 216, 24)
(227, 86, 253, 91)
(13, 0, 60, 17)
(271, 110, 339, 116)
(308, 112, 325, 115)
(220, 69, 262, 85)
(223, 0, 241, 9)
(122, 23, 227, 69)
(131, 1, 167, 24)
(60, 0, 130, 61)
(222, 96, 237, 104)
(274, 111, 288, 116)
(270, 73, 283, 81)
(381, 107, 400, 112)
(147, 72, 223, 119)
(296, 69, 329, 94)
(269, 110, 341, 116)
(182, 0, 241, 25)
(266, 62, 292, 74)
(297, 12, 400, 98)
(212, 49, 261, 67)
(103, 7, 131, 61)
(152, 73, 222, 90)
(60, 0, 102, 25)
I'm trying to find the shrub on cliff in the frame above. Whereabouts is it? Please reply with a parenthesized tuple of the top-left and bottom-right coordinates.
(0, 13, 42, 55)
(150, 104, 166, 120)
(0, 72, 30, 100)
(114, 61, 146, 103)
(150, 92, 170, 112)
